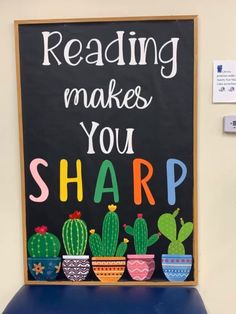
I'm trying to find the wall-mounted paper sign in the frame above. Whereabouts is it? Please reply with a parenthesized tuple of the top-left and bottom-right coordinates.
(213, 60, 236, 103)
(15, 16, 198, 286)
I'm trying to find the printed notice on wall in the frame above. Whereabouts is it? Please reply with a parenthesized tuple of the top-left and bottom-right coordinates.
(213, 60, 236, 103)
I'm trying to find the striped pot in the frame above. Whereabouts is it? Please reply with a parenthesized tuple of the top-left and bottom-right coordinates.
(62, 255, 90, 281)
(127, 254, 155, 281)
(92, 257, 126, 282)
(161, 254, 192, 282)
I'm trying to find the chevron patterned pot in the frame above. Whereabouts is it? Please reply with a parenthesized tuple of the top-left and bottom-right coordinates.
(161, 254, 192, 281)
(62, 255, 90, 281)
(92, 257, 126, 282)
(127, 254, 155, 281)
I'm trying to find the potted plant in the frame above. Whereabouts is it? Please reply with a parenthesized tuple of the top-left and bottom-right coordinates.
(157, 208, 193, 282)
(62, 210, 90, 281)
(89, 204, 128, 282)
(27, 225, 61, 281)
(123, 213, 161, 281)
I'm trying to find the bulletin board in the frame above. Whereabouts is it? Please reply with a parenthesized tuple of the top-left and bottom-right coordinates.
(15, 16, 198, 285)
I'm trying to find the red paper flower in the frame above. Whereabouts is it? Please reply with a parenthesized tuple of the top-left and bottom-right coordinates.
(34, 225, 48, 234)
(69, 210, 81, 219)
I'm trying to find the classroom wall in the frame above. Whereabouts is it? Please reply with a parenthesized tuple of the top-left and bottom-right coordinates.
(0, 0, 235, 313)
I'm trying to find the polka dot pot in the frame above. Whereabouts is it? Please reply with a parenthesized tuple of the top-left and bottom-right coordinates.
(92, 257, 126, 282)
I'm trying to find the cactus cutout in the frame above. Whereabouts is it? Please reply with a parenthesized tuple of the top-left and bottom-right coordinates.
(116, 238, 129, 257)
(157, 208, 193, 255)
(102, 204, 119, 256)
(28, 225, 61, 258)
(89, 204, 128, 257)
(89, 229, 104, 257)
(62, 210, 88, 256)
(124, 213, 160, 254)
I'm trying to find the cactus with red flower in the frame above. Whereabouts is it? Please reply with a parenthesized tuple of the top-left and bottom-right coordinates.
(124, 213, 160, 254)
(62, 210, 88, 255)
(28, 225, 61, 258)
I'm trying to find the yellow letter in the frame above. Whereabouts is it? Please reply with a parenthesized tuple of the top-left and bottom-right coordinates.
(60, 159, 83, 202)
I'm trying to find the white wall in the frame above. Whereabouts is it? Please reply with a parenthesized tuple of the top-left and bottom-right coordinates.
(1, 0, 236, 313)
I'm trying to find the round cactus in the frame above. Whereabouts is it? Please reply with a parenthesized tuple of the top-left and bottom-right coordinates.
(62, 210, 88, 256)
(28, 225, 61, 258)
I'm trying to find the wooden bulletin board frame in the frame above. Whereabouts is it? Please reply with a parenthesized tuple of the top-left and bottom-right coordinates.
(15, 16, 198, 286)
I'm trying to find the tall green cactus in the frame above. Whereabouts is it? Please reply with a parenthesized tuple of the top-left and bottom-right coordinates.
(157, 208, 193, 255)
(28, 225, 61, 258)
(62, 210, 88, 256)
(102, 204, 119, 256)
(124, 213, 160, 254)
(89, 204, 128, 257)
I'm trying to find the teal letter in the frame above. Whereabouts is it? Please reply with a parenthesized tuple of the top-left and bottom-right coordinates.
(167, 158, 187, 205)
(94, 160, 119, 203)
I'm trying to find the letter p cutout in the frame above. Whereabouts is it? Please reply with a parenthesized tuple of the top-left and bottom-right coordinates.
(166, 158, 187, 205)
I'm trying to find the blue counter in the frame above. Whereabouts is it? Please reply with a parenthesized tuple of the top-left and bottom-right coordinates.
(3, 285, 207, 314)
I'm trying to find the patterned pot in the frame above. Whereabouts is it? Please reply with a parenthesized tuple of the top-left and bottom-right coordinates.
(28, 257, 61, 281)
(127, 254, 155, 281)
(161, 254, 192, 282)
(92, 257, 126, 282)
(62, 255, 90, 281)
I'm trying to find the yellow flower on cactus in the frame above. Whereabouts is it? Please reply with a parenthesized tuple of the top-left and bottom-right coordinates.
(32, 263, 45, 275)
(108, 204, 117, 212)
(89, 229, 95, 234)
(123, 238, 129, 244)
(55, 262, 61, 273)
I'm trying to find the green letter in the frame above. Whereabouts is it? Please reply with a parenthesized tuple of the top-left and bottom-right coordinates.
(94, 160, 119, 203)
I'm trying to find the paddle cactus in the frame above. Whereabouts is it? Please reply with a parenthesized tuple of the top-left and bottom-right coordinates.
(62, 210, 88, 255)
(124, 213, 160, 254)
(89, 204, 128, 257)
(157, 208, 193, 255)
(28, 225, 61, 258)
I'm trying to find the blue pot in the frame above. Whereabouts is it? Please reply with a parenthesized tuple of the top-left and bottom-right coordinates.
(28, 257, 61, 281)
(161, 254, 192, 282)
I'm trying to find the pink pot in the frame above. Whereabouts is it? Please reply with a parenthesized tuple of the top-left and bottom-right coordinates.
(127, 254, 155, 281)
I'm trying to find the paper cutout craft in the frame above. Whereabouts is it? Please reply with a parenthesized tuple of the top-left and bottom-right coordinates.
(157, 208, 193, 281)
(124, 213, 160, 281)
(62, 210, 90, 281)
(89, 204, 128, 282)
(27, 226, 61, 281)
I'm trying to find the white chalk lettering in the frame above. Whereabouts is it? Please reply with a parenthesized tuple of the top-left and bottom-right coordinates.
(64, 79, 153, 110)
(42, 30, 179, 77)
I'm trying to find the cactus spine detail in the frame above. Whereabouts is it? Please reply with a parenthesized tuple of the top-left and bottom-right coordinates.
(28, 225, 61, 258)
(89, 205, 128, 257)
(124, 213, 160, 254)
(62, 210, 88, 255)
(157, 208, 193, 255)
(102, 204, 119, 256)
(115, 238, 129, 257)
(89, 229, 104, 257)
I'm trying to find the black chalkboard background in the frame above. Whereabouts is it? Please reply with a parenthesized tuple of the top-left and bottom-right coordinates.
(17, 18, 196, 283)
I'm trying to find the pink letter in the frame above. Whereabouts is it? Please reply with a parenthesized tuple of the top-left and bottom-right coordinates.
(29, 158, 49, 202)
